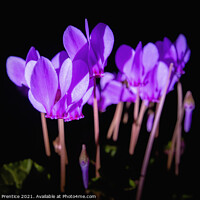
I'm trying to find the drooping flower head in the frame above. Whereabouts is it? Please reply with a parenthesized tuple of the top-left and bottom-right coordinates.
(115, 42, 159, 87)
(156, 34, 191, 91)
(63, 19, 114, 77)
(28, 55, 90, 121)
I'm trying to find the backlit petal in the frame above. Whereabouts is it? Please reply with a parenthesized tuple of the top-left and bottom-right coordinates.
(30, 57, 58, 114)
(63, 25, 87, 60)
(6, 56, 26, 87)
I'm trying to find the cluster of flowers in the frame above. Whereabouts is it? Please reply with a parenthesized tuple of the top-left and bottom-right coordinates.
(6, 19, 114, 121)
(6, 19, 190, 122)
(89, 34, 191, 112)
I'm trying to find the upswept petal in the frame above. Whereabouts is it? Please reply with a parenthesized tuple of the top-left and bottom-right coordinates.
(28, 90, 46, 113)
(175, 34, 187, 60)
(30, 57, 58, 114)
(90, 23, 114, 63)
(67, 60, 89, 105)
(131, 41, 143, 85)
(115, 44, 135, 76)
(142, 42, 159, 73)
(59, 58, 72, 98)
(184, 49, 191, 64)
(26, 46, 40, 64)
(63, 25, 87, 60)
(6, 56, 26, 87)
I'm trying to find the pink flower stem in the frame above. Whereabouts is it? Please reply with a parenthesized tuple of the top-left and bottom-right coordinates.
(113, 101, 124, 141)
(107, 102, 124, 140)
(40, 112, 51, 157)
(136, 63, 173, 200)
(167, 81, 184, 175)
(93, 78, 100, 177)
(58, 118, 66, 192)
(129, 87, 140, 155)
(130, 100, 147, 154)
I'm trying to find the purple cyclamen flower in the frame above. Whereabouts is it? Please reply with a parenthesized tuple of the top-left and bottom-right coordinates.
(139, 61, 169, 105)
(88, 72, 136, 112)
(115, 42, 159, 87)
(28, 55, 90, 120)
(183, 91, 195, 132)
(156, 34, 191, 91)
(63, 19, 114, 77)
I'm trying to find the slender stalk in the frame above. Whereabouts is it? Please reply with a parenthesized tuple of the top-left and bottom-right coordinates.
(167, 81, 183, 174)
(129, 87, 140, 155)
(130, 101, 147, 154)
(107, 103, 121, 139)
(58, 119, 66, 192)
(93, 78, 100, 177)
(113, 102, 124, 141)
(93, 78, 99, 145)
(136, 63, 173, 200)
(40, 112, 51, 157)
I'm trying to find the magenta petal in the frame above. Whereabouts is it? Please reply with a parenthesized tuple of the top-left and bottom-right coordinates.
(59, 58, 72, 98)
(6, 56, 26, 87)
(175, 34, 187, 60)
(30, 57, 58, 114)
(28, 90, 46, 113)
(142, 42, 159, 73)
(85, 18, 90, 42)
(67, 60, 89, 105)
(63, 25, 87, 60)
(90, 23, 114, 62)
(115, 44, 135, 76)
(26, 46, 40, 64)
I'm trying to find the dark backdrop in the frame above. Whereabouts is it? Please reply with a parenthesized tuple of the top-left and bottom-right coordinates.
(1, 3, 199, 199)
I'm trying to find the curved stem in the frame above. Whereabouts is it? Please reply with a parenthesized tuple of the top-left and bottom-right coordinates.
(136, 63, 173, 200)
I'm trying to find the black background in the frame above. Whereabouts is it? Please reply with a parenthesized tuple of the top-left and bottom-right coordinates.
(1, 3, 199, 199)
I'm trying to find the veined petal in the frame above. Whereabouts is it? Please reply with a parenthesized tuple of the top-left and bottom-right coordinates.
(175, 34, 187, 60)
(63, 25, 87, 60)
(6, 56, 26, 87)
(67, 60, 89, 105)
(90, 23, 114, 63)
(142, 42, 159, 73)
(115, 44, 135, 76)
(30, 57, 58, 114)
(28, 90, 46, 113)
(59, 58, 72, 98)
(26, 46, 40, 64)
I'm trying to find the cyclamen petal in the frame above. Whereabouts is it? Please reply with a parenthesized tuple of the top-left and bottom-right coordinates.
(67, 60, 89, 105)
(59, 58, 72, 98)
(90, 22, 114, 63)
(6, 56, 26, 87)
(115, 44, 135, 76)
(24, 60, 37, 88)
(30, 57, 58, 114)
(26, 46, 40, 64)
(28, 90, 46, 113)
(142, 42, 159, 73)
(63, 25, 87, 60)
(175, 34, 187, 60)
